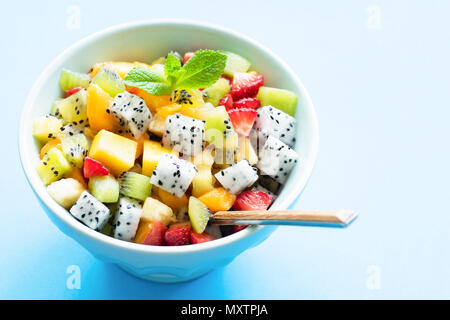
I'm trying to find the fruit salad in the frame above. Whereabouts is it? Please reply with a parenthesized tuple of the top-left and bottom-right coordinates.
(32, 49, 299, 246)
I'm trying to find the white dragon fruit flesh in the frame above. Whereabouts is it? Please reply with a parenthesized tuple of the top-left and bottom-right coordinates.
(113, 197, 143, 242)
(150, 153, 197, 198)
(257, 135, 299, 184)
(253, 105, 296, 148)
(69, 191, 111, 231)
(215, 159, 258, 194)
(109, 91, 152, 138)
(162, 113, 205, 156)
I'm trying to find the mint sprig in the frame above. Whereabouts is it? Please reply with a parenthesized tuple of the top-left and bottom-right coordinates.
(124, 49, 227, 96)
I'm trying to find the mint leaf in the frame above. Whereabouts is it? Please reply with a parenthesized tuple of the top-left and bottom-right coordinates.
(165, 54, 182, 83)
(175, 50, 227, 89)
(124, 67, 172, 96)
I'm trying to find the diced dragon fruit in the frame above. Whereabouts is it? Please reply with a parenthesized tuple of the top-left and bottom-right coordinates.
(253, 105, 296, 148)
(214, 159, 258, 194)
(150, 153, 197, 198)
(109, 91, 152, 139)
(162, 113, 205, 156)
(69, 191, 111, 231)
(257, 136, 299, 184)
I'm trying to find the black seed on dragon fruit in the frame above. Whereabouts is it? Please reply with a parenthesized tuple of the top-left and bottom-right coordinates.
(113, 197, 143, 242)
(69, 191, 111, 231)
(108, 91, 152, 139)
(162, 113, 205, 156)
(253, 105, 297, 148)
(150, 153, 197, 198)
(257, 135, 299, 184)
(214, 159, 259, 194)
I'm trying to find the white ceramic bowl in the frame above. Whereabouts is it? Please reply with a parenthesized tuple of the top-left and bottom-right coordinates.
(19, 20, 319, 283)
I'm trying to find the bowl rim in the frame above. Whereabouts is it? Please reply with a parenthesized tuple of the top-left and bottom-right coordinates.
(19, 19, 319, 255)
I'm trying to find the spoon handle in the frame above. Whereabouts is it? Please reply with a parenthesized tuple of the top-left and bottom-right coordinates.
(212, 210, 358, 228)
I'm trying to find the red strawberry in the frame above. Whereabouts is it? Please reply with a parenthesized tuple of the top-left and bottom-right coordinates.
(164, 222, 191, 246)
(83, 157, 109, 179)
(219, 94, 234, 111)
(183, 52, 194, 64)
(190, 232, 216, 244)
(233, 225, 248, 233)
(143, 221, 168, 246)
(231, 72, 264, 100)
(233, 190, 274, 211)
(65, 87, 83, 98)
(233, 97, 261, 110)
(227, 108, 257, 136)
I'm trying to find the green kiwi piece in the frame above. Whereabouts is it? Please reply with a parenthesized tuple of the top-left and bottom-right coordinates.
(219, 51, 251, 78)
(32, 115, 64, 143)
(256, 86, 298, 116)
(60, 133, 89, 168)
(203, 78, 230, 106)
(36, 148, 72, 185)
(59, 69, 91, 91)
(118, 172, 152, 201)
(58, 89, 88, 124)
(188, 196, 212, 233)
(88, 174, 120, 203)
(91, 68, 125, 98)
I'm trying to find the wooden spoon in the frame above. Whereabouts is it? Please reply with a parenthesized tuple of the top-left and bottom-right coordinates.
(211, 210, 357, 228)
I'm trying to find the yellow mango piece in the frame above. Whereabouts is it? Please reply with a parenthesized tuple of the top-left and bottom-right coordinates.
(89, 129, 137, 176)
(142, 140, 177, 177)
(156, 103, 182, 118)
(192, 166, 214, 197)
(157, 187, 188, 210)
(198, 187, 236, 213)
(86, 84, 116, 132)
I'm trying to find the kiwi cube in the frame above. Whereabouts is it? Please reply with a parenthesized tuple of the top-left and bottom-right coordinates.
(36, 148, 72, 185)
(91, 68, 125, 98)
(32, 115, 64, 143)
(119, 171, 152, 201)
(59, 69, 91, 91)
(219, 51, 251, 78)
(88, 174, 120, 203)
(203, 78, 230, 106)
(256, 86, 298, 116)
(60, 133, 89, 168)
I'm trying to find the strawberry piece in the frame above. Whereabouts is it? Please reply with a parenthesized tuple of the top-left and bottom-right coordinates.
(233, 190, 274, 211)
(65, 87, 83, 98)
(233, 97, 261, 110)
(190, 232, 216, 244)
(231, 72, 264, 100)
(164, 222, 191, 246)
(183, 52, 194, 64)
(233, 225, 248, 233)
(83, 157, 109, 179)
(143, 221, 167, 246)
(219, 94, 234, 111)
(227, 108, 257, 136)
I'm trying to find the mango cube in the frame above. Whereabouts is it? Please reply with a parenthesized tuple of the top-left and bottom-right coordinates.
(89, 129, 137, 176)
(142, 140, 177, 177)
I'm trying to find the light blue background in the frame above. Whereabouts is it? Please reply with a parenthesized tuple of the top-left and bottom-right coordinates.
(1, 0, 449, 299)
